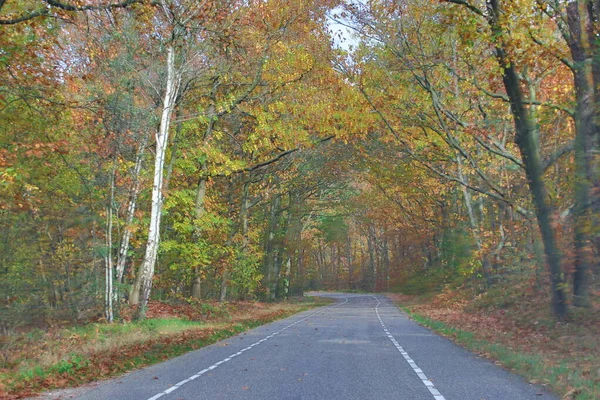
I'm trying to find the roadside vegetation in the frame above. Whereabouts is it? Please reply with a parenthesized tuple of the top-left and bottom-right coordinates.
(389, 278, 600, 400)
(0, 297, 330, 399)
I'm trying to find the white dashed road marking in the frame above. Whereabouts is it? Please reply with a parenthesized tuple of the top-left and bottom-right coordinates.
(146, 297, 349, 400)
(372, 295, 447, 400)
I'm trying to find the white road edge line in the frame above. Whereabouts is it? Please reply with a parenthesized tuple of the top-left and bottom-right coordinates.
(372, 295, 446, 400)
(146, 296, 349, 400)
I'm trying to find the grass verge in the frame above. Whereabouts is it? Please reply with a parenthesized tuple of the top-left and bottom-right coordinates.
(0, 297, 331, 399)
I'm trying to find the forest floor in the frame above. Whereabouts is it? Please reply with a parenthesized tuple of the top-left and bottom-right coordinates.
(0, 297, 331, 399)
(388, 281, 600, 400)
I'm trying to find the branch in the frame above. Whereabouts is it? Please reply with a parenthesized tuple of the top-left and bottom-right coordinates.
(208, 135, 335, 178)
(464, 74, 576, 117)
(442, 63, 576, 117)
(420, 158, 531, 217)
(473, 134, 523, 168)
(542, 140, 574, 172)
(44, 0, 144, 11)
(529, 32, 574, 71)
(355, 77, 531, 217)
(0, 8, 49, 24)
(0, 0, 145, 25)
(443, 0, 487, 18)
(374, 182, 437, 225)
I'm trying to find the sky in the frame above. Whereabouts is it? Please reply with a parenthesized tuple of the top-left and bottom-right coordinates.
(326, 4, 361, 52)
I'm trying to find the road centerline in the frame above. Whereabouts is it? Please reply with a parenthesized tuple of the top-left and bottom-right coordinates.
(146, 296, 349, 400)
(372, 295, 446, 400)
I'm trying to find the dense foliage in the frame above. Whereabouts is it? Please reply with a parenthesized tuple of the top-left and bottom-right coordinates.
(1, 0, 599, 328)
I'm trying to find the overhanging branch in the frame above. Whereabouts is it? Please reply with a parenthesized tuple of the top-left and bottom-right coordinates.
(0, 0, 145, 25)
(207, 135, 335, 178)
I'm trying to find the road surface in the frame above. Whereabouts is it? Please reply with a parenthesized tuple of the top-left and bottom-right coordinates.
(69, 293, 556, 400)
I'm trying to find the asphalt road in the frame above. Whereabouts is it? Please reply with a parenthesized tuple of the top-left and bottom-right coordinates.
(69, 293, 557, 400)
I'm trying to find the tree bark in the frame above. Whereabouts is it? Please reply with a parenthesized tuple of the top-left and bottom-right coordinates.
(105, 166, 115, 323)
(187, 171, 206, 293)
(346, 236, 353, 290)
(218, 180, 236, 303)
(382, 235, 390, 292)
(263, 189, 281, 300)
(117, 136, 147, 284)
(219, 270, 229, 302)
(566, 1, 595, 307)
(136, 44, 180, 319)
(366, 226, 376, 291)
(488, 0, 568, 318)
(190, 276, 202, 299)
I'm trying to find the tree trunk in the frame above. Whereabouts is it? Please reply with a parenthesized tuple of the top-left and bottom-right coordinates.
(241, 181, 250, 251)
(163, 110, 182, 192)
(219, 178, 238, 302)
(297, 248, 305, 296)
(590, 2, 600, 258)
(366, 226, 376, 291)
(219, 270, 229, 302)
(117, 136, 148, 284)
(190, 174, 208, 299)
(566, 1, 595, 307)
(382, 235, 390, 292)
(333, 244, 340, 290)
(489, 0, 567, 318)
(457, 154, 492, 286)
(105, 166, 115, 323)
(263, 190, 281, 300)
(283, 257, 291, 297)
(346, 236, 353, 290)
(136, 44, 180, 319)
(191, 276, 202, 299)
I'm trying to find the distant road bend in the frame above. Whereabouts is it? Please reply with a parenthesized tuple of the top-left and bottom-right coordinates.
(73, 293, 556, 400)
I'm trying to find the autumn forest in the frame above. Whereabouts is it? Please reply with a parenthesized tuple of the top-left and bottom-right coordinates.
(2, 0, 600, 375)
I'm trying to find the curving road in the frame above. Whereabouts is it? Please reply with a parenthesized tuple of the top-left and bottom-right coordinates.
(68, 293, 556, 400)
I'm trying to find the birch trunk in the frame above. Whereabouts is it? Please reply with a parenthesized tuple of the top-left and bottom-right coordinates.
(105, 167, 115, 323)
(135, 44, 180, 319)
(117, 136, 148, 284)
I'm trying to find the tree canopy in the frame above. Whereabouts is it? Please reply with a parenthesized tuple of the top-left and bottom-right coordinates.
(1, 0, 599, 326)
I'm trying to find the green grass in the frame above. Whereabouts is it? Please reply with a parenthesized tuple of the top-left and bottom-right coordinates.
(403, 307, 599, 400)
(66, 317, 204, 338)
